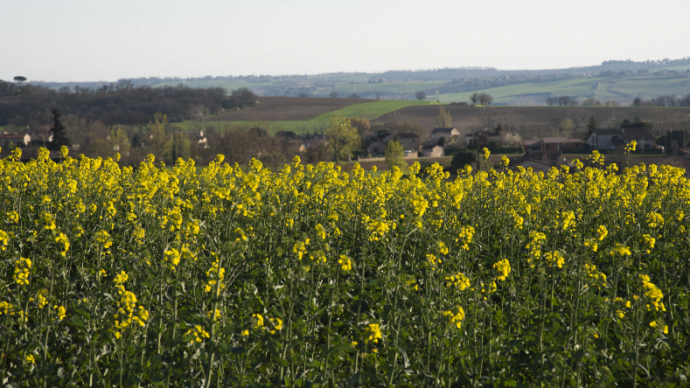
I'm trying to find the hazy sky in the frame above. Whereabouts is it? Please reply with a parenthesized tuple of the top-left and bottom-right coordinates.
(2, 0, 689, 82)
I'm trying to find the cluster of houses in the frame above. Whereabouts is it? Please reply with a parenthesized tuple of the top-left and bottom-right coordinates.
(523, 127, 656, 161)
(0, 124, 667, 165)
(0, 133, 31, 149)
(366, 127, 459, 159)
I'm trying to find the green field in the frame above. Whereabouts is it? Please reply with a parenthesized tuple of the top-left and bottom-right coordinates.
(335, 81, 447, 95)
(182, 100, 437, 134)
(148, 69, 690, 107)
(611, 77, 690, 98)
(436, 76, 690, 105)
(436, 78, 604, 104)
(314, 100, 435, 120)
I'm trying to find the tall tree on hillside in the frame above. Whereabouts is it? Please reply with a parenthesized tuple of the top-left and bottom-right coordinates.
(582, 115, 599, 140)
(148, 113, 172, 160)
(436, 106, 452, 128)
(469, 92, 480, 105)
(48, 108, 70, 150)
(415, 91, 426, 101)
(385, 140, 407, 171)
(326, 115, 360, 162)
(13, 76, 27, 88)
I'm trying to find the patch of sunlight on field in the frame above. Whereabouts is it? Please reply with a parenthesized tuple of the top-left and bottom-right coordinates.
(314, 100, 435, 121)
(335, 81, 447, 95)
(437, 78, 605, 104)
(612, 77, 690, 97)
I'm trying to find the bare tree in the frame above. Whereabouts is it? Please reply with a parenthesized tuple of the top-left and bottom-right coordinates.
(477, 108, 505, 131)
(190, 105, 209, 132)
(330, 91, 339, 98)
(546, 97, 558, 106)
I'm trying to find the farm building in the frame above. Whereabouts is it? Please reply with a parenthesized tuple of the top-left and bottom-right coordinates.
(367, 132, 421, 157)
(0, 133, 31, 148)
(430, 128, 460, 142)
(586, 128, 654, 150)
(465, 130, 501, 146)
(422, 144, 444, 157)
(524, 137, 585, 152)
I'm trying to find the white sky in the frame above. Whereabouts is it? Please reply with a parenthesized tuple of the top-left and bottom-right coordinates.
(1, 0, 689, 82)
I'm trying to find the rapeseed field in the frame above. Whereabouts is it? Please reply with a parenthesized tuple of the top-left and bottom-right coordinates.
(1, 144, 689, 387)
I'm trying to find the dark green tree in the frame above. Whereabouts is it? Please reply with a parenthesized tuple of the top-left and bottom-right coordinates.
(48, 108, 70, 150)
(582, 115, 599, 140)
(13, 76, 27, 88)
(495, 123, 503, 134)
(450, 149, 477, 173)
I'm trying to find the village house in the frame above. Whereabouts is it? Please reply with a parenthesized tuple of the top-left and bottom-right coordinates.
(0, 133, 31, 148)
(422, 144, 444, 157)
(524, 137, 585, 152)
(430, 127, 460, 142)
(367, 132, 420, 157)
(586, 128, 655, 150)
(465, 130, 501, 146)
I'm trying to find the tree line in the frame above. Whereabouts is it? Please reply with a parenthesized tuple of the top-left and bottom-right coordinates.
(0, 81, 257, 126)
(632, 94, 690, 107)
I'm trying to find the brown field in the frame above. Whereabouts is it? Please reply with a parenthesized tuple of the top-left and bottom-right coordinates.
(373, 106, 690, 138)
(210, 96, 375, 121)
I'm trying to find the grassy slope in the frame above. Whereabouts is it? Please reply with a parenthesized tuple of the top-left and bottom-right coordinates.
(313, 100, 434, 120)
(437, 76, 690, 105)
(180, 100, 435, 134)
(437, 78, 604, 104)
(612, 77, 690, 97)
(335, 81, 447, 95)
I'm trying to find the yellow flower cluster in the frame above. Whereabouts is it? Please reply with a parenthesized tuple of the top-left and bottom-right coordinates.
(204, 259, 226, 294)
(585, 264, 607, 289)
(113, 271, 149, 339)
(13, 257, 31, 286)
(0, 230, 8, 250)
(639, 274, 665, 311)
(493, 259, 511, 281)
(543, 251, 565, 269)
(445, 272, 470, 291)
(338, 255, 353, 271)
(443, 306, 465, 329)
(185, 325, 210, 343)
(364, 323, 383, 344)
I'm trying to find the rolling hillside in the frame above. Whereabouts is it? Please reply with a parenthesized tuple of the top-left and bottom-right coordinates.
(27, 58, 690, 106)
(194, 97, 434, 134)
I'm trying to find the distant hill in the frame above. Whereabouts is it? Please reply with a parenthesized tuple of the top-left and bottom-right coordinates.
(24, 57, 690, 105)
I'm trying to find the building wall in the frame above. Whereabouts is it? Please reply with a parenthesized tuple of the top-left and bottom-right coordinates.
(588, 134, 655, 150)
(423, 146, 444, 157)
(432, 129, 460, 141)
(398, 137, 419, 151)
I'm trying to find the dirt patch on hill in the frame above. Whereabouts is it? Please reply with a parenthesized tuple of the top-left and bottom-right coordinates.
(210, 97, 375, 121)
(373, 106, 690, 138)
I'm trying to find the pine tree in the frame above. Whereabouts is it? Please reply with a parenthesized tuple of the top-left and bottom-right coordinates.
(48, 108, 70, 150)
(582, 115, 599, 140)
